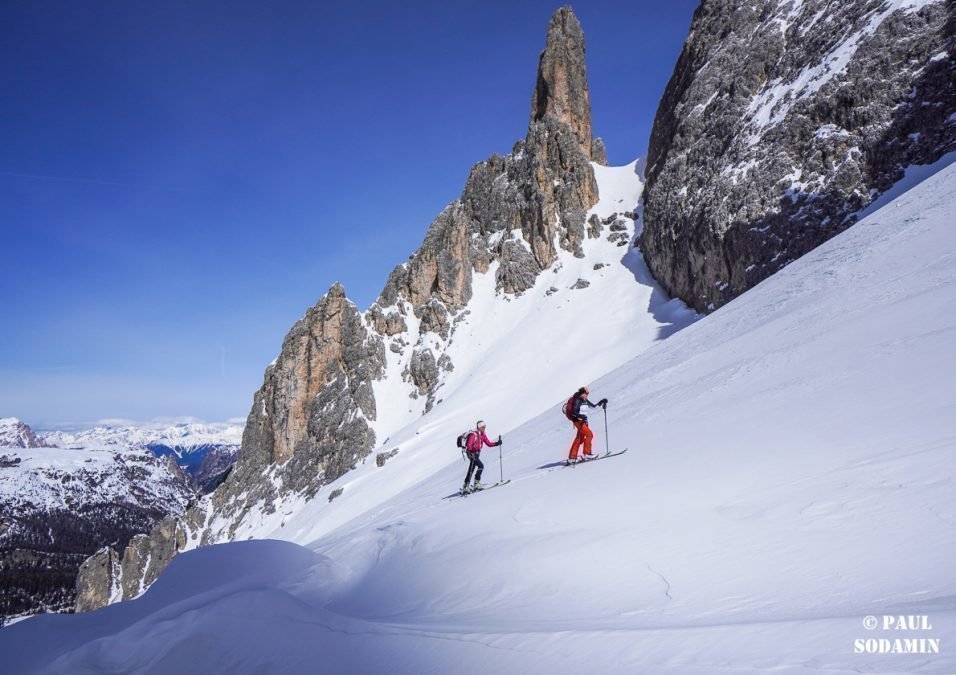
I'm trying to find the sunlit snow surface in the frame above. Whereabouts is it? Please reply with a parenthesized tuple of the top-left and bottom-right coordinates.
(5, 164, 956, 673)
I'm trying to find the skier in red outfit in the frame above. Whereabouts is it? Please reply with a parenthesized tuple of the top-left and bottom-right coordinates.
(564, 386, 607, 462)
(462, 420, 502, 493)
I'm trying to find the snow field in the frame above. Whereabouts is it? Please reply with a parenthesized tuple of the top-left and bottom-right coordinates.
(4, 163, 956, 673)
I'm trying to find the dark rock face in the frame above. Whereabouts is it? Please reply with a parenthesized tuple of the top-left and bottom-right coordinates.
(416, 300, 450, 339)
(191, 445, 240, 493)
(496, 238, 541, 294)
(641, 0, 955, 313)
(366, 305, 407, 336)
(74, 6, 603, 612)
(118, 517, 185, 601)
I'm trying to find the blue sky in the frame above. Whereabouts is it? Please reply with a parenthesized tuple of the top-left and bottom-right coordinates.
(0, 1, 698, 428)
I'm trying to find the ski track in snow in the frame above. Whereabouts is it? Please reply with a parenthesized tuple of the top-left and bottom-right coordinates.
(4, 163, 956, 673)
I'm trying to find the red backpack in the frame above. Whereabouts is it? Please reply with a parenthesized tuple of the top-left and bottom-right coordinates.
(562, 395, 576, 421)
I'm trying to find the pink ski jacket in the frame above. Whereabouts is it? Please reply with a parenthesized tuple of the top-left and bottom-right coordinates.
(466, 430, 495, 453)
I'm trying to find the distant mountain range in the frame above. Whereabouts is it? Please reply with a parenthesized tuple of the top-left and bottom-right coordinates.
(40, 421, 243, 493)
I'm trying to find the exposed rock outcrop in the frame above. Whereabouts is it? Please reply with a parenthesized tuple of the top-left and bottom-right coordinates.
(217, 283, 384, 516)
(75, 547, 119, 613)
(407, 348, 440, 412)
(641, 0, 955, 312)
(376, 448, 399, 467)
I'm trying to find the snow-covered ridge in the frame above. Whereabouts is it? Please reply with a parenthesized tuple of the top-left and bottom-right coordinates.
(37, 421, 243, 494)
(41, 421, 243, 452)
(0, 445, 194, 510)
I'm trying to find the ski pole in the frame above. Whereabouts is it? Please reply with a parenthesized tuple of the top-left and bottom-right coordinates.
(603, 405, 609, 455)
(499, 438, 503, 483)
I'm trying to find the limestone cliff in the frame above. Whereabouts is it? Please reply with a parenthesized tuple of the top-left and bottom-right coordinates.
(641, 0, 954, 312)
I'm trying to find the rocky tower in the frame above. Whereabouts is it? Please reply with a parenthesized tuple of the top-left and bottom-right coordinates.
(75, 6, 606, 610)
(532, 7, 593, 155)
(640, 0, 954, 313)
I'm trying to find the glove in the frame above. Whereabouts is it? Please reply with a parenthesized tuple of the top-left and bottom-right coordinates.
(598, 398, 608, 408)
(496, 438, 503, 446)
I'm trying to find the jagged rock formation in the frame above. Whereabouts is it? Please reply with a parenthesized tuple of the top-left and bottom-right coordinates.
(74, 5, 609, 611)
(641, 0, 955, 312)
(532, 6, 594, 154)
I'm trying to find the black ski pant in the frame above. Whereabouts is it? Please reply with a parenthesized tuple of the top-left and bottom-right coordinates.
(464, 452, 484, 485)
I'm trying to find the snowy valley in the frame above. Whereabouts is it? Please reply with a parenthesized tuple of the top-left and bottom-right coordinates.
(0, 422, 196, 622)
(0, 419, 241, 621)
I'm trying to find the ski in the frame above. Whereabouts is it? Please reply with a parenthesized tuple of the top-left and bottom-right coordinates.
(566, 448, 628, 467)
(444, 480, 511, 500)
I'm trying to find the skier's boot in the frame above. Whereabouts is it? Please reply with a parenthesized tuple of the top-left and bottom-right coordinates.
(472, 481, 484, 491)
(461, 482, 471, 495)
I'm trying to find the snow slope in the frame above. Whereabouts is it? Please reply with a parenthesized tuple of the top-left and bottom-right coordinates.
(5, 163, 956, 672)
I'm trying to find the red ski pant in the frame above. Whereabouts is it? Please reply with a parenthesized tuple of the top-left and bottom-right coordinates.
(569, 420, 593, 459)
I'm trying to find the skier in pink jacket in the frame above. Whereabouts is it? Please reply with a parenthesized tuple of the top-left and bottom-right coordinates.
(462, 420, 502, 493)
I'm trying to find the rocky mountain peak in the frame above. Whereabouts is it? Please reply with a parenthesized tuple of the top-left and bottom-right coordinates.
(0, 418, 50, 449)
(325, 281, 346, 300)
(530, 6, 593, 156)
